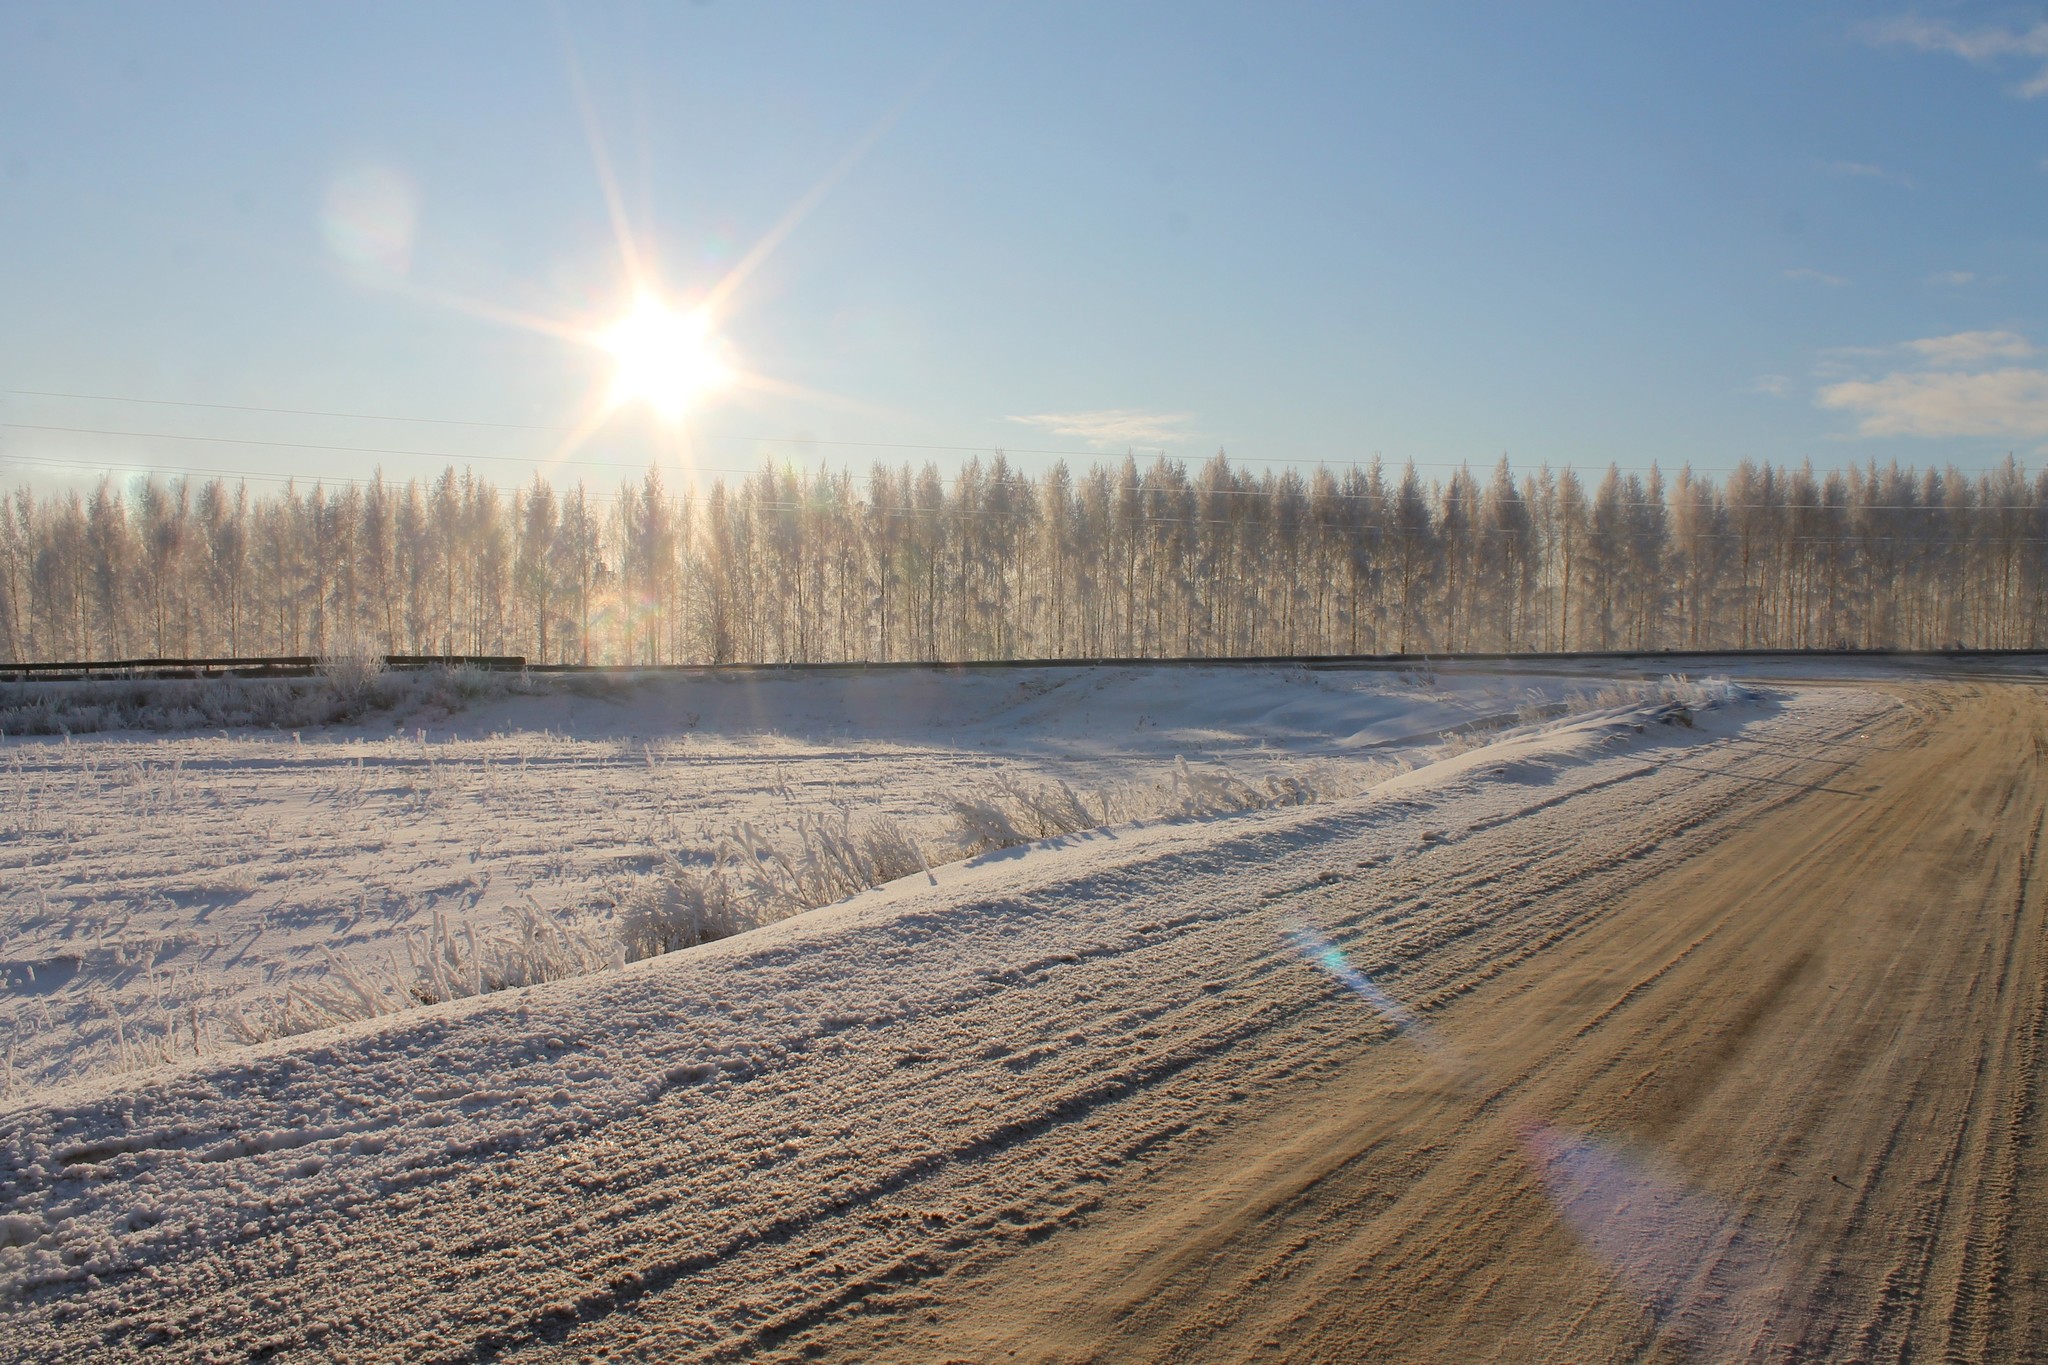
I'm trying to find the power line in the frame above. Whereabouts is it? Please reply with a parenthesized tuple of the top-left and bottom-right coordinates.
(4, 421, 641, 473)
(4, 390, 1170, 463)
(15, 383, 2020, 478)
(5, 389, 565, 432)
(0, 417, 1525, 497)
(0, 453, 634, 504)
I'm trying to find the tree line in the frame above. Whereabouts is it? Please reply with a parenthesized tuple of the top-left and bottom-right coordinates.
(2, 452, 2044, 666)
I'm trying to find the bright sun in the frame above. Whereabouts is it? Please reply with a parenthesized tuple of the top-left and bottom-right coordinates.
(600, 295, 732, 421)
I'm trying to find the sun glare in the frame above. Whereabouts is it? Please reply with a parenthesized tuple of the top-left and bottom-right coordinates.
(599, 295, 732, 421)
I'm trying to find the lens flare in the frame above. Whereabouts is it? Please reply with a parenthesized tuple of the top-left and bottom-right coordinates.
(1515, 1116, 1773, 1345)
(1282, 919, 1780, 1351)
(1284, 925, 1434, 1048)
(321, 163, 417, 278)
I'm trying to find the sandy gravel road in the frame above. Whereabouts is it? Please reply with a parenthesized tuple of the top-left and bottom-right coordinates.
(812, 682, 2048, 1363)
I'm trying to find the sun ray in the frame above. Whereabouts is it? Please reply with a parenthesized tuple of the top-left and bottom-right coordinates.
(553, 4, 647, 291)
(371, 14, 994, 451)
(531, 387, 619, 482)
(725, 370, 917, 424)
(701, 30, 976, 318)
(388, 278, 595, 345)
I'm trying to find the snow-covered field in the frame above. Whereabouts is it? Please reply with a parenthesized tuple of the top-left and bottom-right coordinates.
(0, 663, 1655, 1096)
(0, 670, 1902, 1360)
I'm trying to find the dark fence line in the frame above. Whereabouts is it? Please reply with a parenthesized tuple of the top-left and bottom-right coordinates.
(2, 647, 2046, 683)
(527, 647, 2048, 675)
(0, 655, 525, 681)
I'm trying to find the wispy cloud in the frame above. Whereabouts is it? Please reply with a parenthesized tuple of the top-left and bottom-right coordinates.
(1007, 408, 1194, 448)
(1812, 345, 1891, 381)
(1905, 329, 2035, 366)
(1817, 329, 2048, 438)
(1825, 159, 1915, 187)
(1865, 15, 2048, 97)
(1751, 374, 1793, 398)
(1783, 267, 1849, 286)
(1926, 269, 1977, 287)
(1819, 368, 2048, 438)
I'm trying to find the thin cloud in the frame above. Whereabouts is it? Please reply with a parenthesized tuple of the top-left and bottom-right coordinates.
(1783, 267, 1849, 286)
(1925, 270, 1977, 287)
(1905, 329, 2035, 366)
(1817, 328, 2048, 437)
(1865, 15, 2048, 97)
(1007, 409, 1195, 448)
(1751, 374, 1793, 398)
(1813, 345, 1891, 381)
(1819, 368, 2048, 438)
(1826, 159, 1915, 187)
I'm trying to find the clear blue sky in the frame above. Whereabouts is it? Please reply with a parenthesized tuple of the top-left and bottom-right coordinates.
(1, 1, 2044, 496)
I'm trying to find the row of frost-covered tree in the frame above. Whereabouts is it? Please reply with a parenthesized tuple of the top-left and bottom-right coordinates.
(2, 452, 2045, 666)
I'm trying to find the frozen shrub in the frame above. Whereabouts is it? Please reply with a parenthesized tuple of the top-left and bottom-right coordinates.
(0, 665, 534, 736)
(227, 902, 615, 1044)
(994, 775, 1104, 838)
(1157, 755, 1359, 817)
(1572, 674, 1750, 727)
(406, 902, 615, 1002)
(318, 649, 386, 712)
(950, 794, 1029, 854)
(1164, 755, 1265, 816)
(732, 811, 931, 913)
(951, 775, 1111, 852)
(947, 760, 1354, 854)
(619, 855, 752, 962)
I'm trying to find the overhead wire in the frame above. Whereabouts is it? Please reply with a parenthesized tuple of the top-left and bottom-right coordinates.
(12, 383, 2030, 482)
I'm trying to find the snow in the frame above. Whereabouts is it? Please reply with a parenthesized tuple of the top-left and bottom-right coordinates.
(0, 676, 1899, 1358)
(0, 664, 1623, 1094)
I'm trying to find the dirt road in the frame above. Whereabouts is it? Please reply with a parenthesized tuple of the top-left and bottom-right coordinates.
(809, 683, 2048, 1363)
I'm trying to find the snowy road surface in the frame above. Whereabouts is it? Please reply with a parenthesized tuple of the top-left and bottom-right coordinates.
(0, 680, 1932, 1361)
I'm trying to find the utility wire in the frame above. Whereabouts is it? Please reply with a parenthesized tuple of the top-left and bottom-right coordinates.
(6, 389, 566, 432)
(15, 383, 2011, 478)
(6, 390, 1182, 462)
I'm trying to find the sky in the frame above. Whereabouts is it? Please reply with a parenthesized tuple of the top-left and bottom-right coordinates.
(1, 1, 2045, 499)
